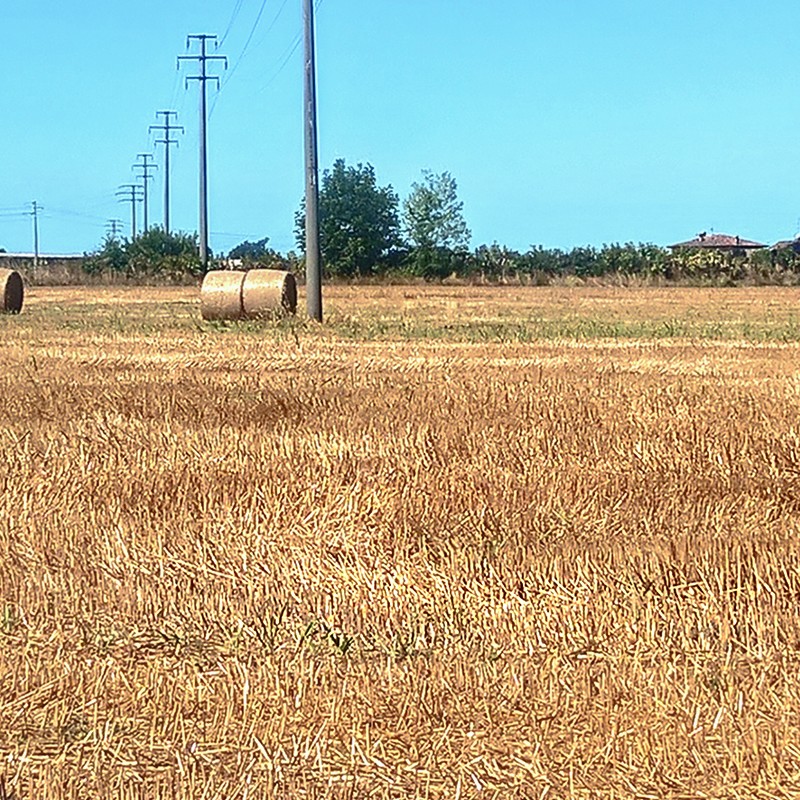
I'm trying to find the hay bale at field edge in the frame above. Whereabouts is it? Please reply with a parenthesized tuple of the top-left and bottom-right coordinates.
(0, 269, 24, 314)
(200, 270, 247, 321)
(242, 269, 297, 317)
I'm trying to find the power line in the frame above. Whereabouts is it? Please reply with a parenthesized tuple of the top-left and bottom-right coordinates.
(251, 0, 292, 52)
(150, 111, 185, 234)
(210, 0, 273, 118)
(46, 206, 107, 223)
(257, 1, 323, 97)
(258, 31, 302, 93)
(226, 0, 270, 84)
(211, 231, 268, 240)
(219, 0, 247, 46)
(212, 0, 299, 115)
(179, 34, 228, 269)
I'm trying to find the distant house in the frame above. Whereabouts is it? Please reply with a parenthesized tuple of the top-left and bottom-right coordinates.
(770, 237, 800, 254)
(669, 232, 766, 255)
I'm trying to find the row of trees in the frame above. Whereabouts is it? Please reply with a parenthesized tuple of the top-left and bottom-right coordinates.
(83, 158, 800, 284)
(294, 160, 471, 280)
(291, 160, 800, 283)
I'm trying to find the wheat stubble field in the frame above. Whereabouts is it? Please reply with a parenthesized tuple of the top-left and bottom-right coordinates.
(3, 285, 800, 799)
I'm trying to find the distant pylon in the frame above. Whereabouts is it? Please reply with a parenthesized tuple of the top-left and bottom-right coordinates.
(133, 154, 157, 233)
(106, 218, 124, 239)
(150, 111, 184, 234)
(178, 35, 227, 269)
(31, 200, 42, 269)
(116, 184, 144, 238)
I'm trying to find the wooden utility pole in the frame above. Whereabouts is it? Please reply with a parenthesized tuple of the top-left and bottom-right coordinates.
(304, 0, 322, 321)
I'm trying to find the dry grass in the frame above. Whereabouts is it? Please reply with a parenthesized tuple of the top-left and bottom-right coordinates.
(2, 285, 800, 798)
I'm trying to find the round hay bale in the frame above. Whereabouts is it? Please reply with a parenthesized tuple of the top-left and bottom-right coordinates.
(242, 269, 297, 318)
(0, 269, 24, 314)
(200, 270, 246, 321)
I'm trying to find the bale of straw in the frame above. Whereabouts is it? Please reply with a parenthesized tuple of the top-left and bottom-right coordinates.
(242, 269, 298, 317)
(0, 269, 24, 314)
(200, 270, 246, 321)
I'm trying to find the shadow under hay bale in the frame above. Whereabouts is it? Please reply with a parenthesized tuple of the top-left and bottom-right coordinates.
(0, 269, 23, 314)
(200, 270, 246, 321)
(242, 269, 297, 317)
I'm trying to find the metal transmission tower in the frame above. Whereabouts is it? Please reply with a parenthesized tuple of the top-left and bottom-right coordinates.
(304, 0, 322, 322)
(106, 219, 124, 239)
(150, 111, 184, 234)
(133, 154, 157, 233)
(178, 35, 227, 269)
(116, 184, 144, 238)
(30, 201, 42, 268)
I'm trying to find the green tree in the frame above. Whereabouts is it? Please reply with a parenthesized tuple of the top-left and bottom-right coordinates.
(403, 170, 471, 250)
(229, 237, 272, 261)
(403, 170, 471, 278)
(472, 243, 521, 282)
(295, 159, 402, 277)
(125, 228, 202, 279)
(83, 234, 128, 275)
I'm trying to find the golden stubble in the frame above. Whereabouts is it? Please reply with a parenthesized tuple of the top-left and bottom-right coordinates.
(2, 286, 800, 798)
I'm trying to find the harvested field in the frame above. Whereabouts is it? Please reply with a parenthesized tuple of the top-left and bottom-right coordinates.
(2, 285, 800, 798)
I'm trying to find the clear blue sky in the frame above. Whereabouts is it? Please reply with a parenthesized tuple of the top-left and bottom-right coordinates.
(2, 0, 800, 256)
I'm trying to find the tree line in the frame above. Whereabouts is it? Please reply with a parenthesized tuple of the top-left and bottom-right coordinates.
(83, 158, 800, 285)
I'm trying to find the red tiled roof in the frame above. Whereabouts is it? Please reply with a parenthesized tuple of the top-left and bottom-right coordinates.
(670, 233, 766, 249)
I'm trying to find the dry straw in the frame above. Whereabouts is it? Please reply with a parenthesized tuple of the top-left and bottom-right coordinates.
(242, 269, 297, 317)
(200, 270, 246, 321)
(0, 268, 23, 314)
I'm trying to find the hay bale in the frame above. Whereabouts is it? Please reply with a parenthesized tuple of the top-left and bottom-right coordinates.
(242, 269, 298, 318)
(200, 270, 246, 320)
(0, 269, 23, 314)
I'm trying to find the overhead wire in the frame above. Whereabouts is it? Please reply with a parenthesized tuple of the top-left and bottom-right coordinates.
(46, 207, 108, 224)
(225, 0, 273, 85)
(218, 0, 247, 47)
(249, 0, 291, 54)
(258, 0, 324, 95)
(258, 32, 302, 94)
(210, 0, 273, 118)
(212, 231, 266, 240)
(165, 64, 184, 117)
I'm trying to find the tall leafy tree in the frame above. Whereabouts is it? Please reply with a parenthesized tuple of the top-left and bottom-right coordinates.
(403, 170, 471, 279)
(403, 170, 470, 252)
(296, 159, 401, 277)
